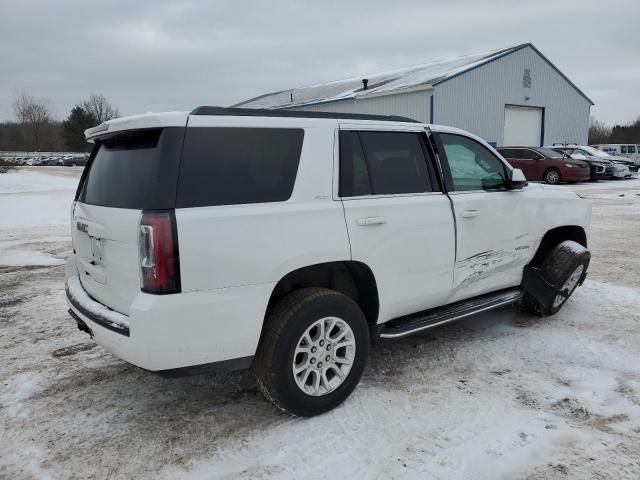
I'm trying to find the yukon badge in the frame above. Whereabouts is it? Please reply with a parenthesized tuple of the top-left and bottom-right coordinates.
(76, 221, 89, 233)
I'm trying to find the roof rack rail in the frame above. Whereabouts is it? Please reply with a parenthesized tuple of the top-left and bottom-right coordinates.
(189, 106, 420, 123)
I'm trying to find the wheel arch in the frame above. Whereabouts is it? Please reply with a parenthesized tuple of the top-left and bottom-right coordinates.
(529, 225, 587, 267)
(264, 261, 380, 329)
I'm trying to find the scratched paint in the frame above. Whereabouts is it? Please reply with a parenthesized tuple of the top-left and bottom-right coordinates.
(453, 233, 539, 292)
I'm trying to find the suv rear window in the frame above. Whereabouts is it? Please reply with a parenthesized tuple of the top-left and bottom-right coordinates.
(78, 128, 183, 209)
(176, 127, 304, 208)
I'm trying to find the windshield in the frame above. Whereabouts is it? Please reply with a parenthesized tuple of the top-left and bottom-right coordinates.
(579, 145, 609, 157)
(536, 148, 563, 158)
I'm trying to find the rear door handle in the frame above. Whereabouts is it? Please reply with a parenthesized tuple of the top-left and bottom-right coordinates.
(356, 216, 387, 226)
(460, 209, 479, 218)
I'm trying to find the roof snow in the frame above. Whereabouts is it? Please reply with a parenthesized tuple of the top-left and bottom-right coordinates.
(234, 44, 528, 109)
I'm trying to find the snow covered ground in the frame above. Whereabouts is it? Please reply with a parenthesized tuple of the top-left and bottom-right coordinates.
(1, 169, 639, 479)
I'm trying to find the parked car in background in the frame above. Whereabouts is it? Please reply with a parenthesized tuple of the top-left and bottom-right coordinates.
(62, 156, 88, 167)
(551, 145, 637, 179)
(42, 156, 63, 166)
(496, 146, 590, 184)
(591, 144, 640, 165)
(548, 145, 615, 181)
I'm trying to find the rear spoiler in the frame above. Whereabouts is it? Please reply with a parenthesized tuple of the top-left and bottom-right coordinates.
(84, 123, 109, 142)
(84, 112, 189, 142)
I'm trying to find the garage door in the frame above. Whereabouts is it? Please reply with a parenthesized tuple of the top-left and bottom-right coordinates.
(503, 105, 543, 146)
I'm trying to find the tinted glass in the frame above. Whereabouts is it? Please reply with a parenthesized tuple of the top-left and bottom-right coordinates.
(628, 146, 636, 154)
(358, 131, 431, 195)
(518, 149, 535, 159)
(177, 127, 303, 208)
(79, 128, 183, 209)
(440, 133, 507, 191)
(536, 148, 562, 158)
(339, 131, 371, 196)
(621, 146, 627, 154)
(497, 148, 516, 158)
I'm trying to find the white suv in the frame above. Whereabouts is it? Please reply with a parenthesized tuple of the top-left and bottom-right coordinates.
(65, 107, 591, 416)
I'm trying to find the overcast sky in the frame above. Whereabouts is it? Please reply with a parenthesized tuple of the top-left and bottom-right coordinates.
(1, 0, 638, 125)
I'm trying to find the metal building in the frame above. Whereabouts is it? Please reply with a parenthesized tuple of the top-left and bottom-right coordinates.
(234, 43, 593, 147)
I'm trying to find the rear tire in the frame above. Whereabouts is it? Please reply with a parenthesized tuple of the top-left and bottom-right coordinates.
(544, 168, 561, 184)
(522, 240, 590, 316)
(254, 288, 369, 417)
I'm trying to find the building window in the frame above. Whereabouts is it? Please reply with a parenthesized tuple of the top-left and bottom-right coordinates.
(523, 68, 532, 88)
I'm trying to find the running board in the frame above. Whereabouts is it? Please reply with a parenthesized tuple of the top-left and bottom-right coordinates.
(379, 288, 523, 339)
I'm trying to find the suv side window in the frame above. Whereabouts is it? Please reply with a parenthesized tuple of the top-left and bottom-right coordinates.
(340, 131, 433, 196)
(621, 146, 628, 154)
(439, 133, 507, 191)
(177, 127, 304, 208)
(339, 131, 371, 197)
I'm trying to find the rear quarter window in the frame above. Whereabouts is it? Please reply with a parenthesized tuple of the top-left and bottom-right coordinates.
(176, 127, 304, 208)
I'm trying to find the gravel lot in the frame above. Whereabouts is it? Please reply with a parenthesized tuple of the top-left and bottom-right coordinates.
(1, 168, 639, 479)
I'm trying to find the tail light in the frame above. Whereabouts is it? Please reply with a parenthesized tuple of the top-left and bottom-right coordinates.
(138, 210, 181, 294)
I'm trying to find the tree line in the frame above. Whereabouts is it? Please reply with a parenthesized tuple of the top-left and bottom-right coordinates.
(0, 90, 119, 153)
(588, 116, 640, 145)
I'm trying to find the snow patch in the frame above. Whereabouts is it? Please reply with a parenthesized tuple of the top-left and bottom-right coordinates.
(0, 372, 42, 418)
(0, 250, 64, 267)
(0, 168, 79, 194)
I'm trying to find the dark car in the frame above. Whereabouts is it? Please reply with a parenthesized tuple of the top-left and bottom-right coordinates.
(547, 146, 615, 181)
(497, 147, 590, 184)
(62, 156, 88, 167)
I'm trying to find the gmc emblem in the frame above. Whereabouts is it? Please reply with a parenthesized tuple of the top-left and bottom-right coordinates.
(77, 221, 89, 233)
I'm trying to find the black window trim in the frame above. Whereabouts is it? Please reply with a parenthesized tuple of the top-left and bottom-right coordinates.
(435, 132, 512, 194)
(338, 128, 443, 199)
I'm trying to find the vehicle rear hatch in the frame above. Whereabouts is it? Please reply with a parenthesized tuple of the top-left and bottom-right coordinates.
(72, 127, 184, 314)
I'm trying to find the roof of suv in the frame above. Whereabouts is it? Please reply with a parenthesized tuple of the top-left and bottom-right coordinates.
(190, 106, 419, 123)
(85, 107, 421, 141)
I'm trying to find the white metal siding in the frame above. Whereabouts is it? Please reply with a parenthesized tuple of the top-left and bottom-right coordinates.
(433, 45, 590, 146)
(286, 89, 431, 124)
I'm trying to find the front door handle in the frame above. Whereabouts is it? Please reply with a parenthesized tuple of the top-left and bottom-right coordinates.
(356, 216, 387, 226)
(460, 209, 479, 218)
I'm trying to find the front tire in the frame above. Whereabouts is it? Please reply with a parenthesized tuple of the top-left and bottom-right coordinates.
(522, 240, 590, 316)
(254, 288, 369, 417)
(544, 168, 561, 184)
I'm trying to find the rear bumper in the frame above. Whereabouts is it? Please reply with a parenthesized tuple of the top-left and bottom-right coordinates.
(64, 255, 274, 371)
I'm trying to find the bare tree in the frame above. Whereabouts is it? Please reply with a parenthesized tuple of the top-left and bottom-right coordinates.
(12, 89, 54, 151)
(82, 93, 119, 124)
(588, 116, 611, 145)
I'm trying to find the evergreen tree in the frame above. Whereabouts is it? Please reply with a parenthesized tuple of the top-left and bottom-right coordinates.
(62, 106, 96, 152)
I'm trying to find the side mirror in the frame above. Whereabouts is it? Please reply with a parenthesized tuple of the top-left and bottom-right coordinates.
(509, 168, 528, 189)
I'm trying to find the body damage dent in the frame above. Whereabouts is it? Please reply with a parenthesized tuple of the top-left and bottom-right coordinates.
(454, 233, 538, 290)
